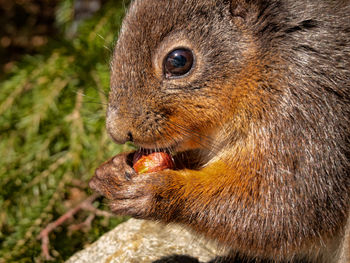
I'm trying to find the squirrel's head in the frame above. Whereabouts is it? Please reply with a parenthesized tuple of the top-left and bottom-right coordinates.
(107, 0, 265, 151)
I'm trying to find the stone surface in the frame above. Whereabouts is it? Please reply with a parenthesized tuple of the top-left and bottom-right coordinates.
(66, 218, 227, 263)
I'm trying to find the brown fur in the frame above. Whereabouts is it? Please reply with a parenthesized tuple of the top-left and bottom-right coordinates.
(89, 0, 350, 262)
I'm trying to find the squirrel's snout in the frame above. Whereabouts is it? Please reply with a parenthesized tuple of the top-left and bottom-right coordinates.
(106, 121, 131, 145)
(106, 101, 170, 147)
(106, 106, 133, 144)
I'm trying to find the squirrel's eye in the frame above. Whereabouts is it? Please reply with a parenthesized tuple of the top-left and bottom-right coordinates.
(164, 48, 194, 78)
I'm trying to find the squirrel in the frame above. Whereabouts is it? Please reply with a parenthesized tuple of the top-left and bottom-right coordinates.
(89, 0, 350, 262)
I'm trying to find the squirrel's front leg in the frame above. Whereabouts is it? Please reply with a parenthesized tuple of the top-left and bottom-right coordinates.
(89, 152, 245, 226)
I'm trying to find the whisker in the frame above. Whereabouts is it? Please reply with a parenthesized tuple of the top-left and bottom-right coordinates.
(97, 107, 234, 169)
(110, 104, 225, 150)
(106, 108, 225, 157)
(96, 33, 113, 53)
(112, 108, 223, 151)
(84, 100, 108, 106)
(166, 120, 223, 153)
(165, 123, 220, 159)
(96, 33, 106, 41)
(166, 118, 217, 144)
(161, 128, 191, 169)
(92, 86, 108, 96)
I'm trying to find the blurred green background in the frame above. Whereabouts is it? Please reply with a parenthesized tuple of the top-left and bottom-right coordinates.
(0, 0, 130, 261)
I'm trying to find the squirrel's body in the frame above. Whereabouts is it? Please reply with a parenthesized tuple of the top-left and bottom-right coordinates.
(89, 1, 350, 262)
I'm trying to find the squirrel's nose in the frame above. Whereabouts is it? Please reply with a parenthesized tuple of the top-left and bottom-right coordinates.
(127, 132, 134, 142)
(106, 106, 134, 144)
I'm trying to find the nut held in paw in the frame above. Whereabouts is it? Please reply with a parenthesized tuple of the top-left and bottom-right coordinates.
(132, 151, 174, 174)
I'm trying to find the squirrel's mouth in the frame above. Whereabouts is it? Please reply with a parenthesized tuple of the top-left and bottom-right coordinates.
(126, 147, 204, 171)
(125, 134, 210, 171)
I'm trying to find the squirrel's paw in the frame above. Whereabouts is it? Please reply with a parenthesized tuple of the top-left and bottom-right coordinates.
(89, 153, 135, 199)
(89, 153, 164, 219)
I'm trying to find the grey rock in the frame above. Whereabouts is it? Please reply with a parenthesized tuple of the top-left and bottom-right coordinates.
(66, 218, 227, 263)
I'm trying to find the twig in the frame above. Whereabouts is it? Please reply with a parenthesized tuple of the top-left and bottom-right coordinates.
(69, 214, 96, 232)
(81, 202, 116, 218)
(38, 193, 101, 260)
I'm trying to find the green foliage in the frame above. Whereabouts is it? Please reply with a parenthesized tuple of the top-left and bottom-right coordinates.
(0, 1, 130, 261)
